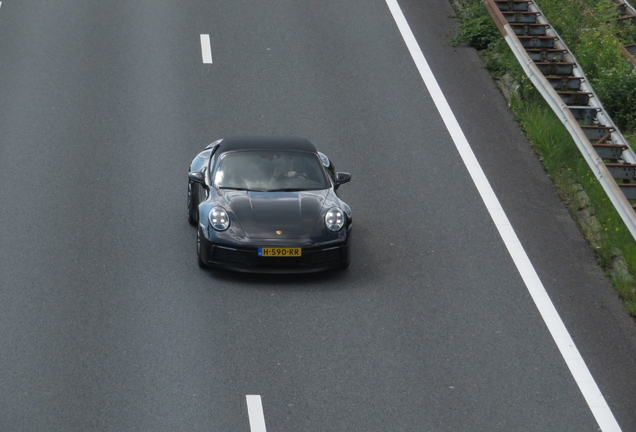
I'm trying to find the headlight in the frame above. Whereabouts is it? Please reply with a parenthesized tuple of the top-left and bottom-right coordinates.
(325, 207, 345, 231)
(209, 207, 230, 231)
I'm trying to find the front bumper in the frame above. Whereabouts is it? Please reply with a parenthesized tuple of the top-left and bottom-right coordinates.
(200, 231, 351, 274)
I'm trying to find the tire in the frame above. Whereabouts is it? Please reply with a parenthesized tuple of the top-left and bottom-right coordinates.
(197, 228, 207, 268)
(187, 181, 198, 226)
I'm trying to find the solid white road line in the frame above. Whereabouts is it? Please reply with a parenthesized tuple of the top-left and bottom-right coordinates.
(200, 34, 213, 64)
(246, 395, 267, 432)
(383, 1, 622, 431)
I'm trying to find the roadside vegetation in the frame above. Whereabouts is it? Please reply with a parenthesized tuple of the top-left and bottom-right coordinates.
(451, 0, 636, 315)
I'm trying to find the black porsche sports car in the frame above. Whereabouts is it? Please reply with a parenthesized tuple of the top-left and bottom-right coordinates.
(187, 136, 352, 273)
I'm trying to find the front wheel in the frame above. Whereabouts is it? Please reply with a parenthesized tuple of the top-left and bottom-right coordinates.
(197, 228, 207, 268)
(187, 181, 199, 226)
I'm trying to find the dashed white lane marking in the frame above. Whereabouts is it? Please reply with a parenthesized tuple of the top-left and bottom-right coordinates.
(384, 0, 622, 431)
(246, 395, 267, 432)
(200, 34, 212, 64)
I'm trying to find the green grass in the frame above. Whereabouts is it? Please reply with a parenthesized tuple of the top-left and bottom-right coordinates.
(628, 134, 636, 153)
(452, 0, 636, 314)
(539, 0, 636, 135)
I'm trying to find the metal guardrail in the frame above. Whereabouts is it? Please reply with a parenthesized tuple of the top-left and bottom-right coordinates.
(616, 0, 636, 65)
(483, 0, 636, 241)
(617, 0, 636, 20)
(616, 0, 636, 23)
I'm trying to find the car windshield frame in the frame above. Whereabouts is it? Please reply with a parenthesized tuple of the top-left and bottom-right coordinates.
(212, 149, 331, 192)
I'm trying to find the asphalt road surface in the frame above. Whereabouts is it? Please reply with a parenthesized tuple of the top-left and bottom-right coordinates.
(1, 1, 636, 431)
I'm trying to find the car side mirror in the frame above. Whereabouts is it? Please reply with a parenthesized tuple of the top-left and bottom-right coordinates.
(188, 171, 206, 184)
(334, 172, 351, 189)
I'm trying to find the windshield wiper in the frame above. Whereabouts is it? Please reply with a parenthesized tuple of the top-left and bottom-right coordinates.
(219, 187, 251, 191)
(267, 188, 306, 192)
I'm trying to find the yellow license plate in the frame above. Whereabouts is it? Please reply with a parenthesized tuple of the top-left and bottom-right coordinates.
(258, 247, 302, 257)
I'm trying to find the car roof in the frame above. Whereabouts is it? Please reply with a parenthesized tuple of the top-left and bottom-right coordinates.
(216, 136, 317, 154)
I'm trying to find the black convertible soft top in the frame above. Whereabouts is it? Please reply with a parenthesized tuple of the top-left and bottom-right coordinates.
(216, 135, 317, 153)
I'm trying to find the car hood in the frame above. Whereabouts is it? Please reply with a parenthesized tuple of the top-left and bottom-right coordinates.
(223, 189, 330, 239)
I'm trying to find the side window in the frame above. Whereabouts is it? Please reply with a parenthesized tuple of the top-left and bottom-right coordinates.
(207, 148, 219, 184)
(318, 151, 336, 181)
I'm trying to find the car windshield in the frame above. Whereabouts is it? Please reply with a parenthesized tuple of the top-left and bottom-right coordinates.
(214, 150, 331, 192)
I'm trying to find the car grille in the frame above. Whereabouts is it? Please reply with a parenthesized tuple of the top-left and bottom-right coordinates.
(211, 246, 344, 268)
(309, 248, 343, 264)
(212, 247, 249, 265)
